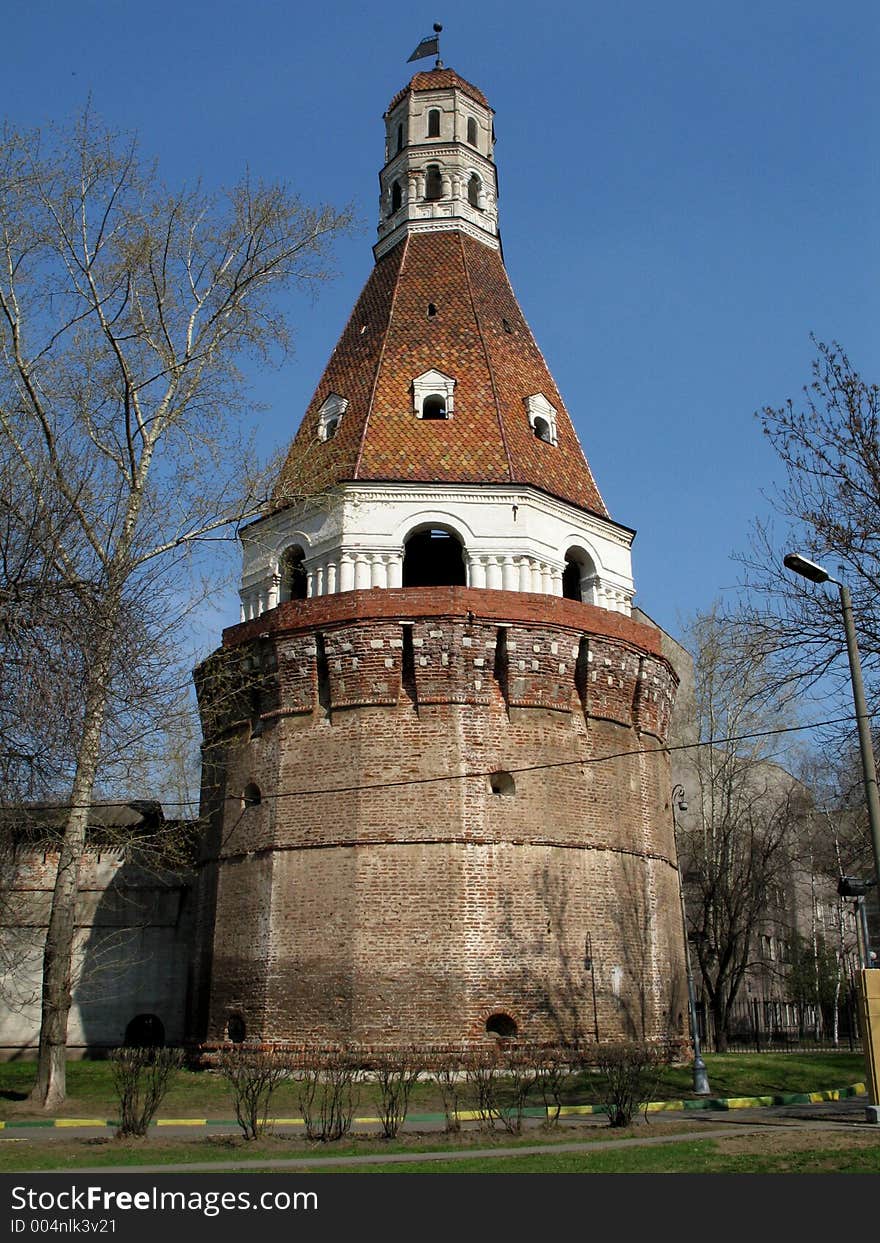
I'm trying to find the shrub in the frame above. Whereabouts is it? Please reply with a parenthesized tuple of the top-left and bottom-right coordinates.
(532, 1045, 576, 1129)
(493, 1046, 537, 1135)
(463, 1048, 502, 1131)
(369, 1050, 421, 1139)
(216, 1047, 290, 1140)
(462, 1046, 536, 1134)
(111, 1045, 184, 1138)
(430, 1052, 464, 1133)
(592, 1042, 669, 1127)
(293, 1049, 360, 1142)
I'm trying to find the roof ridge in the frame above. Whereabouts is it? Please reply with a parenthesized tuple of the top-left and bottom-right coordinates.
(458, 230, 514, 484)
(353, 235, 410, 480)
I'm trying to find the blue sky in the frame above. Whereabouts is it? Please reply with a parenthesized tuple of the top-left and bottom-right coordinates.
(4, 0, 878, 649)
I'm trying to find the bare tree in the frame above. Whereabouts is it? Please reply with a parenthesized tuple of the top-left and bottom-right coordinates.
(0, 110, 352, 1107)
(737, 339, 880, 707)
(674, 607, 810, 1050)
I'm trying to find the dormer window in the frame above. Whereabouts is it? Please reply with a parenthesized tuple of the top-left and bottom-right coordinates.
(427, 108, 441, 138)
(413, 369, 456, 419)
(317, 392, 348, 441)
(524, 393, 558, 445)
(422, 395, 447, 419)
(466, 116, 477, 146)
(424, 164, 443, 201)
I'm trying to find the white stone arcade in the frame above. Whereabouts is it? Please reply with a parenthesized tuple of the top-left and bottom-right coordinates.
(238, 483, 635, 621)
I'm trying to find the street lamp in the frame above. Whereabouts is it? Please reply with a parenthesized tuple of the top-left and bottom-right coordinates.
(671, 783, 711, 1096)
(784, 552, 880, 1123)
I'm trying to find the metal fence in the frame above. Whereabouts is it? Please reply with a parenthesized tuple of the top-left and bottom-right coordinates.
(697, 993, 862, 1054)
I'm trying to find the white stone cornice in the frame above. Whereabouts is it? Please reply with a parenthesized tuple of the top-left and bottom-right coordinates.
(374, 217, 500, 260)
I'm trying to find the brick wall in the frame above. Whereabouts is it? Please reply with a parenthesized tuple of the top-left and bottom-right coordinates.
(196, 589, 685, 1049)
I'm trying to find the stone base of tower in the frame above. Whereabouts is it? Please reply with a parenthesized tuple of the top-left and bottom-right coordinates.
(192, 588, 687, 1051)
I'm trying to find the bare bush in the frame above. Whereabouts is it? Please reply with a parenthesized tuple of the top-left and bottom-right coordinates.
(216, 1047, 290, 1141)
(111, 1045, 183, 1138)
(497, 1046, 539, 1135)
(463, 1048, 502, 1131)
(430, 1052, 464, 1133)
(462, 1046, 537, 1135)
(592, 1042, 669, 1128)
(292, 1050, 360, 1142)
(368, 1049, 421, 1139)
(532, 1045, 576, 1129)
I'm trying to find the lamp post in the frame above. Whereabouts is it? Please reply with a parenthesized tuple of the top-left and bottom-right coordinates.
(672, 783, 711, 1095)
(783, 552, 880, 1122)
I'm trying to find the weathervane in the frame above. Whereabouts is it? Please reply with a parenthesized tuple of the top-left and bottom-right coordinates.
(408, 23, 443, 70)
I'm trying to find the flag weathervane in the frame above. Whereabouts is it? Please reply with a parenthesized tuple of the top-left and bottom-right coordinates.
(408, 23, 443, 69)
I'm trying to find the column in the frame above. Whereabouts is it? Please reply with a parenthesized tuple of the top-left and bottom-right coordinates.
(371, 555, 388, 589)
(339, 554, 355, 593)
(487, 557, 503, 590)
(502, 556, 517, 591)
(325, 560, 338, 595)
(387, 554, 403, 589)
(354, 554, 370, 590)
(469, 555, 487, 589)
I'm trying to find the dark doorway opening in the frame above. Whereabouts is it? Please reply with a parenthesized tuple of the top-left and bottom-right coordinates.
(403, 528, 466, 587)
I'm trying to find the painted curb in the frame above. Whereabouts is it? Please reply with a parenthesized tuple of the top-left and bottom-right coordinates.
(0, 1084, 866, 1130)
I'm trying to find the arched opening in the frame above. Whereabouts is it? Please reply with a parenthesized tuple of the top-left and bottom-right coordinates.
(563, 548, 597, 604)
(533, 415, 553, 444)
(226, 1013, 246, 1043)
(427, 302, 437, 318)
(467, 173, 482, 209)
(279, 546, 308, 601)
(403, 527, 466, 588)
(242, 782, 262, 808)
(427, 108, 441, 138)
(486, 1012, 518, 1039)
(391, 180, 402, 212)
(421, 393, 447, 419)
(489, 771, 515, 797)
(124, 1014, 165, 1047)
(425, 164, 443, 201)
(396, 122, 404, 153)
(467, 116, 477, 146)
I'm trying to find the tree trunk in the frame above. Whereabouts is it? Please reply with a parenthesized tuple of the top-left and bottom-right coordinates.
(28, 613, 117, 1109)
(711, 997, 729, 1053)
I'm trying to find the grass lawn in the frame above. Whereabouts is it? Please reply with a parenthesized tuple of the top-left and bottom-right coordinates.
(0, 1052, 867, 1123)
(325, 1135, 880, 1175)
(2, 1122, 878, 1175)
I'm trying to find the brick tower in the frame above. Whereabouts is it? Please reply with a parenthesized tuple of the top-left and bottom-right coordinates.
(193, 60, 687, 1051)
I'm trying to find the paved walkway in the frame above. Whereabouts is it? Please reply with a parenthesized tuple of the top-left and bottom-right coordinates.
(3, 1095, 876, 1174)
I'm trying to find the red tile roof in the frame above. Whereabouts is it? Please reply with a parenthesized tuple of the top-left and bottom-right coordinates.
(386, 69, 491, 114)
(273, 231, 608, 517)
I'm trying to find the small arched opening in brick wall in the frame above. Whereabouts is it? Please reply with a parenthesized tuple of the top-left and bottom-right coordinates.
(486, 1012, 518, 1039)
(226, 1013, 246, 1043)
(402, 525, 466, 588)
(489, 771, 515, 796)
(242, 782, 262, 809)
(563, 545, 598, 604)
(124, 1013, 165, 1047)
(279, 545, 308, 601)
